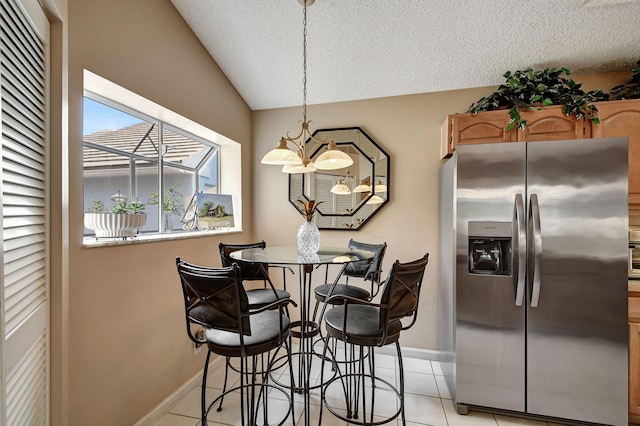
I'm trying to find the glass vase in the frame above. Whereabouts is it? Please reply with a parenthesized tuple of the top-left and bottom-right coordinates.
(296, 220, 320, 253)
(163, 211, 174, 231)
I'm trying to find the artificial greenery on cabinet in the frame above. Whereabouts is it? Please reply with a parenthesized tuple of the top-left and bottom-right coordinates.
(467, 67, 609, 131)
(610, 59, 640, 100)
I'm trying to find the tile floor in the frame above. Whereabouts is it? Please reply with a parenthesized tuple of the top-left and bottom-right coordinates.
(152, 347, 568, 426)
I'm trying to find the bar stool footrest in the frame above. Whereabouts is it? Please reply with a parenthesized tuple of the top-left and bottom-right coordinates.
(321, 373, 402, 426)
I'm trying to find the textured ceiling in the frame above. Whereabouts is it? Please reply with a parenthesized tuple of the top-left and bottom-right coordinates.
(170, 0, 640, 111)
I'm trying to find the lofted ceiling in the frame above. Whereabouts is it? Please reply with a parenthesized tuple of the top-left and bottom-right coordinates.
(170, 0, 640, 111)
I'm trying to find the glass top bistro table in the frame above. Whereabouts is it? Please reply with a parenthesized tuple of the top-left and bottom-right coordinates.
(230, 246, 374, 425)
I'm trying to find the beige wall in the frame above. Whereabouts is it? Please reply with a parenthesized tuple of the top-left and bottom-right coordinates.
(65, 0, 253, 424)
(252, 71, 632, 351)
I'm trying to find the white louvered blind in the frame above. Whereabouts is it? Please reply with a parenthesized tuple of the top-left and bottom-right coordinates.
(313, 174, 334, 228)
(1, 0, 49, 424)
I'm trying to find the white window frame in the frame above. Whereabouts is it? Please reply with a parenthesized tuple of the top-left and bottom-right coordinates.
(82, 70, 242, 247)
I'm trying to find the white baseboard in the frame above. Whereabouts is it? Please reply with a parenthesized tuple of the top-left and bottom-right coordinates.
(375, 346, 445, 362)
(133, 355, 225, 426)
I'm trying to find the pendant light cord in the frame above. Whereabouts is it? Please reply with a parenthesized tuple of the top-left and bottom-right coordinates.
(302, 1, 308, 124)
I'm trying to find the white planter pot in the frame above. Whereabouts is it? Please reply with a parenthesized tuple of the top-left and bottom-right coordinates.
(84, 213, 147, 238)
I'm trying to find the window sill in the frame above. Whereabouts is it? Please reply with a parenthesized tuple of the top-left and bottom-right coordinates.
(82, 227, 243, 248)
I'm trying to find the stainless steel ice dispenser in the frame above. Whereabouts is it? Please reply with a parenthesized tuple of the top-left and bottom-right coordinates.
(468, 221, 511, 276)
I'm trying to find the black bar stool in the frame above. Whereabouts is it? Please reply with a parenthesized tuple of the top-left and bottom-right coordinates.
(318, 254, 429, 426)
(176, 257, 296, 425)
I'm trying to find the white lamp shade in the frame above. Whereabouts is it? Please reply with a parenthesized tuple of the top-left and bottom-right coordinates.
(282, 161, 317, 174)
(366, 195, 385, 205)
(315, 151, 353, 170)
(353, 184, 371, 193)
(373, 184, 387, 193)
(314, 141, 353, 170)
(330, 183, 351, 195)
(261, 148, 301, 165)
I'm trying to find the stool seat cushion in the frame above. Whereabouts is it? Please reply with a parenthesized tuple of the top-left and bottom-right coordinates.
(314, 284, 370, 304)
(247, 288, 290, 309)
(205, 310, 289, 357)
(324, 305, 402, 346)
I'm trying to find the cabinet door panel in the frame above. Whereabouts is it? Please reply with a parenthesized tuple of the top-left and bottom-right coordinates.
(451, 110, 515, 147)
(592, 100, 640, 210)
(518, 106, 589, 141)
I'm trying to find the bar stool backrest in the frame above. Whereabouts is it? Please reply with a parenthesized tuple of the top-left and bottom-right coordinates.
(176, 257, 251, 336)
(344, 239, 387, 283)
(219, 240, 269, 282)
(378, 254, 429, 330)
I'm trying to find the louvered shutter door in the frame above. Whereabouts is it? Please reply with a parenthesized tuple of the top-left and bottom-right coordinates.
(1, 0, 49, 424)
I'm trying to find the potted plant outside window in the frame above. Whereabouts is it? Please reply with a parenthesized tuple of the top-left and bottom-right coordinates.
(148, 186, 185, 231)
(84, 196, 147, 239)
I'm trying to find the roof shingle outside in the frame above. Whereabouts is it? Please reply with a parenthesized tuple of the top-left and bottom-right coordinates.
(83, 122, 209, 169)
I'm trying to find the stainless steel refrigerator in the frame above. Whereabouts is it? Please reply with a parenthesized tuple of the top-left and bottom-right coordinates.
(438, 137, 629, 425)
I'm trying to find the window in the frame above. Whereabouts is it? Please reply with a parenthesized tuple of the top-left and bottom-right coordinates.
(82, 70, 242, 243)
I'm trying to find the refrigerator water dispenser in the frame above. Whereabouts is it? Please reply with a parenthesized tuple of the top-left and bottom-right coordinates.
(468, 221, 512, 276)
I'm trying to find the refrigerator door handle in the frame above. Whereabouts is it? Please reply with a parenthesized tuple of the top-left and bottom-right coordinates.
(514, 193, 525, 306)
(529, 193, 542, 307)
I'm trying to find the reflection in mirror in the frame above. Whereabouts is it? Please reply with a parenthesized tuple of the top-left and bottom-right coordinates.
(289, 127, 389, 230)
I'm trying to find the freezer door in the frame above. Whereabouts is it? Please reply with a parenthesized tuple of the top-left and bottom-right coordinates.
(526, 137, 628, 426)
(455, 142, 526, 411)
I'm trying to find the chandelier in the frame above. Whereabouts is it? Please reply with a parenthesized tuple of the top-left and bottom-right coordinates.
(260, 0, 353, 174)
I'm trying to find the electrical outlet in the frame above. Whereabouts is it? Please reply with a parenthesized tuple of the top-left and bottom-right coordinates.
(194, 328, 205, 355)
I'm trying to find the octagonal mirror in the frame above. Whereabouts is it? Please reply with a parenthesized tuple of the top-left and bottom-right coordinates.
(289, 127, 390, 230)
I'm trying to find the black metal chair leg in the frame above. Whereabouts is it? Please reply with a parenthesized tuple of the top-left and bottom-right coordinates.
(239, 356, 246, 426)
(345, 341, 354, 419)
(285, 340, 296, 426)
(201, 350, 212, 425)
(261, 353, 268, 424)
(396, 341, 406, 426)
(312, 299, 320, 322)
(368, 346, 375, 425)
(250, 355, 258, 426)
(359, 345, 367, 425)
(216, 356, 230, 412)
(318, 332, 330, 426)
(369, 346, 375, 389)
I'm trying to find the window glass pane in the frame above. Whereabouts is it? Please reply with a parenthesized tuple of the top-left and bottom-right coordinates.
(134, 160, 159, 233)
(158, 168, 193, 232)
(160, 126, 218, 231)
(83, 98, 159, 236)
(198, 151, 219, 193)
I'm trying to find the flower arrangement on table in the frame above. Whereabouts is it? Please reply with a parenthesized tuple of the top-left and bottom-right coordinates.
(296, 199, 322, 222)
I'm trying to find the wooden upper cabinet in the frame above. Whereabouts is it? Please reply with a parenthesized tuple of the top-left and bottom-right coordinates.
(591, 99, 640, 211)
(440, 106, 589, 159)
(518, 105, 591, 141)
(440, 99, 640, 212)
(452, 109, 515, 145)
(440, 109, 516, 158)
